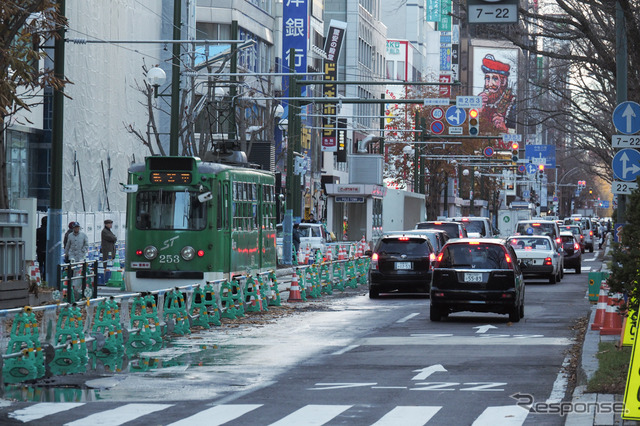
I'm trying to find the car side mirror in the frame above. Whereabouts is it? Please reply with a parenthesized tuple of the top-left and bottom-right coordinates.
(364, 249, 373, 257)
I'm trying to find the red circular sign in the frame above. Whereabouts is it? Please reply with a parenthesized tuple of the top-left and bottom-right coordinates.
(431, 121, 444, 134)
(431, 107, 444, 120)
(483, 146, 494, 157)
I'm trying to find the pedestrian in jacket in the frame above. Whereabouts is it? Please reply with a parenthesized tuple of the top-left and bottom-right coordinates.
(101, 219, 118, 262)
(36, 216, 47, 274)
(65, 222, 89, 262)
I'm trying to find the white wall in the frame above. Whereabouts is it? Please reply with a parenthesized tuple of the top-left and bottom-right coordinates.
(62, 0, 169, 213)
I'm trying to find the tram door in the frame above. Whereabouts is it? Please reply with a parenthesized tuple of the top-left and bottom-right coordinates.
(220, 180, 232, 278)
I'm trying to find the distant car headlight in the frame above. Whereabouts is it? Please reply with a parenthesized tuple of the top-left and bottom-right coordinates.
(181, 246, 195, 261)
(143, 245, 158, 260)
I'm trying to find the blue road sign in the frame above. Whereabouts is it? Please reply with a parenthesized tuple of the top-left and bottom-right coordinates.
(431, 120, 444, 134)
(613, 101, 640, 135)
(612, 148, 640, 181)
(518, 164, 526, 173)
(445, 106, 466, 126)
(526, 163, 538, 174)
(523, 190, 530, 198)
(484, 146, 494, 157)
(525, 145, 556, 169)
(602, 200, 610, 208)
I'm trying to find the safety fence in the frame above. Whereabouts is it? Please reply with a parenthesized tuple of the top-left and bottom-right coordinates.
(0, 256, 370, 385)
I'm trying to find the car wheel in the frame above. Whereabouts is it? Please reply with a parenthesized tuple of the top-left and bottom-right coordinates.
(560, 268, 564, 279)
(581, 248, 585, 253)
(430, 305, 442, 321)
(369, 287, 380, 299)
(519, 302, 525, 318)
(589, 246, 593, 253)
(576, 265, 581, 274)
(509, 304, 520, 322)
(549, 273, 556, 284)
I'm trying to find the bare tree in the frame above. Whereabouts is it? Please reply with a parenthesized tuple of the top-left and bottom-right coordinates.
(0, 0, 69, 209)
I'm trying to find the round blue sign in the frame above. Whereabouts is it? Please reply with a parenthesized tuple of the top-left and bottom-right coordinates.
(613, 101, 640, 135)
(526, 227, 534, 235)
(612, 148, 640, 181)
(518, 165, 526, 173)
(445, 106, 467, 126)
(483, 146, 494, 157)
(431, 120, 444, 135)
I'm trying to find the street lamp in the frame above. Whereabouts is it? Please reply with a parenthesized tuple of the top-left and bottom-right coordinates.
(147, 66, 167, 98)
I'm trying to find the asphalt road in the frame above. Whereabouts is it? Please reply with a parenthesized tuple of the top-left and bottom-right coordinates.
(0, 252, 603, 425)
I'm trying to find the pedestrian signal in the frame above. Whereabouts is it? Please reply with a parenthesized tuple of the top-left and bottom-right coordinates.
(469, 109, 479, 136)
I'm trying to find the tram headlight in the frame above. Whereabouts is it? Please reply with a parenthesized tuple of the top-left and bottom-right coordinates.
(181, 246, 196, 261)
(143, 245, 158, 260)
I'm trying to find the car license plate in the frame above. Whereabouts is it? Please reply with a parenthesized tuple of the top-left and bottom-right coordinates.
(396, 262, 412, 270)
(464, 273, 483, 283)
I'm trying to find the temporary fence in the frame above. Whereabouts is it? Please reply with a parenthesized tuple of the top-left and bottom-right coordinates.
(1, 254, 370, 385)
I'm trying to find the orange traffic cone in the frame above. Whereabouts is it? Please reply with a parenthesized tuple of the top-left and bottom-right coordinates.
(254, 283, 263, 310)
(304, 246, 310, 264)
(339, 245, 346, 260)
(325, 246, 332, 262)
(600, 293, 624, 335)
(591, 282, 609, 330)
(288, 269, 303, 302)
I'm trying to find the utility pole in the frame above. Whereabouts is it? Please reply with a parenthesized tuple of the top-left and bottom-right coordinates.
(169, 0, 181, 156)
(616, 1, 627, 223)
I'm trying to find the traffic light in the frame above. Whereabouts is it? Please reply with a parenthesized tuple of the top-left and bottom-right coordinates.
(469, 109, 479, 136)
(538, 163, 545, 179)
(511, 142, 519, 163)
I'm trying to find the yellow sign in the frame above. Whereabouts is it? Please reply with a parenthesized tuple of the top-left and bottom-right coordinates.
(624, 308, 638, 347)
(624, 318, 640, 419)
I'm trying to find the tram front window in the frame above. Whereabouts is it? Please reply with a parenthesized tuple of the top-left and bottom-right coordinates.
(136, 190, 207, 230)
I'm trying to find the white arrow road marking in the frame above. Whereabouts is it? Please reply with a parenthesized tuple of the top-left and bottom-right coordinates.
(371, 406, 441, 426)
(309, 383, 377, 390)
(412, 364, 448, 380)
(331, 345, 359, 355)
(474, 325, 498, 334)
(472, 405, 529, 425)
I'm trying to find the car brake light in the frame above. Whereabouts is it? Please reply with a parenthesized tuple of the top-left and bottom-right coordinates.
(504, 252, 514, 269)
(372, 253, 379, 261)
(437, 252, 444, 263)
(429, 253, 436, 262)
(462, 218, 469, 221)
(532, 223, 541, 226)
(371, 253, 379, 270)
(544, 257, 552, 265)
(469, 241, 480, 245)
(574, 243, 580, 251)
(590, 230, 593, 236)
(556, 237, 562, 245)
(434, 222, 442, 225)
(398, 237, 409, 241)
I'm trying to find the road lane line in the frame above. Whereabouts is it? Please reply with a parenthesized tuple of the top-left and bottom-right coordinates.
(471, 405, 529, 425)
(546, 355, 570, 403)
(65, 403, 172, 426)
(371, 406, 441, 426)
(269, 404, 352, 426)
(332, 344, 359, 355)
(167, 404, 262, 426)
(9, 403, 84, 422)
(397, 313, 420, 323)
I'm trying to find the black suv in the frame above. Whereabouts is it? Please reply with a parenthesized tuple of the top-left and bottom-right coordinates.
(369, 233, 435, 298)
(415, 221, 468, 239)
(430, 238, 525, 322)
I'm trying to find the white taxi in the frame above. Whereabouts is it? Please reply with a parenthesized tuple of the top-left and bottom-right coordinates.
(507, 235, 564, 284)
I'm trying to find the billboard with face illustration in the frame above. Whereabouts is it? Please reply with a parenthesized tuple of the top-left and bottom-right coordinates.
(472, 46, 519, 137)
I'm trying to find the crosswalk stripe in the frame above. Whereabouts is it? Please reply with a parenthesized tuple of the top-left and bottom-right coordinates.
(471, 405, 529, 425)
(268, 404, 352, 426)
(9, 403, 85, 422)
(166, 404, 262, 426)
(64, 403, 173, 426)
(371, 406, 441, 425)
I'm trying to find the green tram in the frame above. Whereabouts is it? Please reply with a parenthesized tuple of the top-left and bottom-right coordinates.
(124, 156, 277, 292)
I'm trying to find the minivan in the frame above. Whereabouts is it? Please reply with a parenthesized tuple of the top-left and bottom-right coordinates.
(448, 217, 495, 238)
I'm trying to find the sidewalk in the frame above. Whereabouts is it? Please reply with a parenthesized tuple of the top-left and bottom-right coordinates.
(565, 237, 634, 426)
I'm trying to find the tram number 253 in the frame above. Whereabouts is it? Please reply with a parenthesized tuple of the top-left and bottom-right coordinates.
(159, 255, 181, 264)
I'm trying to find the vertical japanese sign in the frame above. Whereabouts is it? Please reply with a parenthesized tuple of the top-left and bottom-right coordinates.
(427, 0, 441, 22)
(282, 0, 309, 105)
(322, 20, 347, 152)
(439, 0, 452, 31)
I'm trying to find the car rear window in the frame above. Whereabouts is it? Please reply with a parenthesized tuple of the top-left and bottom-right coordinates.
(508, 237, 551, 250)
(516, 222, 555, 237)
(416, 222, 460, 238)
(378, 238, 429, 256)
(462, 220, 485, 235)
(561, 235, 575, 244)
(438, 243, 509, 269)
